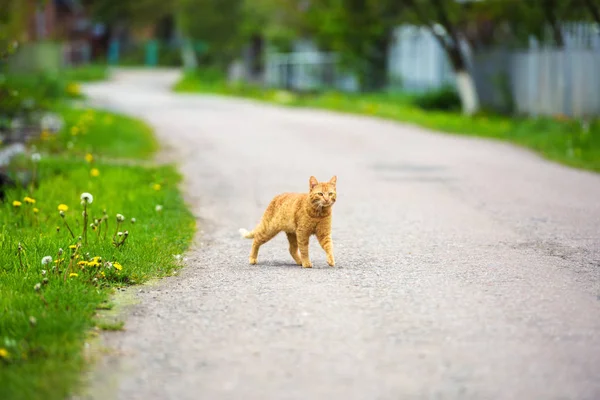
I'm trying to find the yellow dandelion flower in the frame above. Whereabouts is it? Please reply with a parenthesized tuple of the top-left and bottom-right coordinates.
(69, 245, 77, 250)
(58, 204, 69, 212)
(70, 126, 79, 136)
(66, 82, 81, 96)
(90, 168, 100, 177)
(23, 196, 36, 204)
(153, 183, 161, 191)
(89, 261, 101, 267)
(113, 262, 123, 271)
(77, 260, 88, 267)
(12, 200, 22, 207)
(33, 207, 39, 214)
(85, 153, 93, 163)
(69, 273, 78, 278)
(0, 348, 9, 358)
(100, 271, 106, 278)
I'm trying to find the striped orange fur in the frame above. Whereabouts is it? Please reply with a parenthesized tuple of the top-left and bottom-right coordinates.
(239, 176, 337, 268)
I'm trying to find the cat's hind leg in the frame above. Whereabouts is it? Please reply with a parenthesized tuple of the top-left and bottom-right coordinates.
(249, 229, 278, 265)
(286, 233, 302, 265)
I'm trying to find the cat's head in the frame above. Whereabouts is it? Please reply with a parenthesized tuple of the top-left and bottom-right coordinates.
(308, 176, 337, 208)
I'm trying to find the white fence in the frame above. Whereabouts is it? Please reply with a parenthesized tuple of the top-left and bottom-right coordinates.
(264, 22, 600, 117)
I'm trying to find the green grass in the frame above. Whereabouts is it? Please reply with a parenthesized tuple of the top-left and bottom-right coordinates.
(61, 65, 109, 83)
(174, 70, 600, 173)
(48, 106, 159, 160)
(0, 107, 195, 400)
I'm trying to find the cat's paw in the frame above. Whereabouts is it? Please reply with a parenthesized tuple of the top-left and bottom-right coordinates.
(249, 257, 257, 265)
(327, 259, 335, 267)
(302, 261, 313, 268)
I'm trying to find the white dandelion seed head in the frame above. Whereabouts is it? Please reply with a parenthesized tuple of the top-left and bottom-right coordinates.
(41, 269, 47, 276)
(31, 153, 41, 163)
(34, 283, 41, 291)
(58, 248, 63, 255)
(117, 232, 123, 236)
(90, 223, 95, 228)
(59, 210, 65, 217)
(29, 316, 37, 326)
(80, 192, 93, 204)
(173, 254, 182, 261)
(42, 277, 49, 285)
(131, 218, 136, 224)
(41, 256, 52, 265)
(155, 204, 163, 212)
(116, 213, 125, 222)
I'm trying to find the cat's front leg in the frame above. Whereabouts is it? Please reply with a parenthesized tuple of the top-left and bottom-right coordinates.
(317, 232, 335, 267)
(296, 230, 312, 268)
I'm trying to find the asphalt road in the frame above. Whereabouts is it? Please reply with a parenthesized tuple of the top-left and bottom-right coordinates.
(80, 69, 600, 400)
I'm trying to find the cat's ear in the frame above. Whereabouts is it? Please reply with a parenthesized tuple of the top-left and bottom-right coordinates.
(309, 176, 319, 189)
(329, 175, 337, 185)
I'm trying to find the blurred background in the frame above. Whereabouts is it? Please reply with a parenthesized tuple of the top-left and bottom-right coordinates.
(1, 0, 600, 181)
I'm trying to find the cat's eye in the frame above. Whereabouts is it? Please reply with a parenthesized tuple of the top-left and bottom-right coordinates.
(328, 192, 334, 196)
(318, 192, 324, 196)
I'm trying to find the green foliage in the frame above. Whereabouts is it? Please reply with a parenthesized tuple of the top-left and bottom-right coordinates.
(0, 108, 195, 400)
(412, 86, 461, 112)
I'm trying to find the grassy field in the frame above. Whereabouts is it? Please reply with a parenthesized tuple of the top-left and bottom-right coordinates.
(0, 107, 195, 400)
(174, 70, 600, 173)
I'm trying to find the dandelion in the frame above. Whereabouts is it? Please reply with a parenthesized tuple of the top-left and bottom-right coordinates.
(34, 283, 41, 291)
(85, 153, 93, 163)
(153, 183, 161, 191)
(12, 200, 22, 207)
(90, 168, 100, 177)
(131, 217, 136, 224)
(33, 207, 39, 214)
(155, 204, 163, 212)
(41, 256, 52, 265)
(0, 348, 9, 359)
(29, 316, 37, 326)
(31, 153, 41, 163)
(69, 273, 78, 278)
(42, 277, 49, 285)
(113, 262, 123, 271)
(41, 270, 47, 276)
(58, 204, 69, 212)
(77, 260, 88, 267)
(80, 193, 93, 203)
(23, 196, 35, 204)
(116, 214, 125, 222)
(60, 208, 75, 238)
(69, 245, 77, 251)
(71, 126, 79, 136)
(58, 248, 63, 256)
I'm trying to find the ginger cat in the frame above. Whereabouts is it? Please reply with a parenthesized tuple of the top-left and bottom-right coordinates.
(239, 176, 337, 268)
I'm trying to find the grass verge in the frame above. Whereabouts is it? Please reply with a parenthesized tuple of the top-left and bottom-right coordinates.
(0, 107, 195, 400)
(174, 70, 600, 173)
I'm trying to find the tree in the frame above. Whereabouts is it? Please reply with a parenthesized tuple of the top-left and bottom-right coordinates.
(301, 0, 404, 92)
(400, 0, 481, 115)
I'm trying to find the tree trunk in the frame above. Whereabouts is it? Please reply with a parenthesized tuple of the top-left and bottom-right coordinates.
(542, 0, 565, 47)
(445, 44, 480, 116)
(583, 0, 600, 26)
(361, 32, 391, 92)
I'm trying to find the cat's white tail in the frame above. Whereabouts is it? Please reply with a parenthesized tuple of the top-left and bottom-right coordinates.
(239, 228, 254, 239)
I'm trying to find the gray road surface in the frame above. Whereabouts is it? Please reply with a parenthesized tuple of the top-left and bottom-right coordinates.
(81, 69, 600, 400)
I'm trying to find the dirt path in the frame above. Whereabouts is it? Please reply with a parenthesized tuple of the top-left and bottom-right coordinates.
(79, 69, 600, 400)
